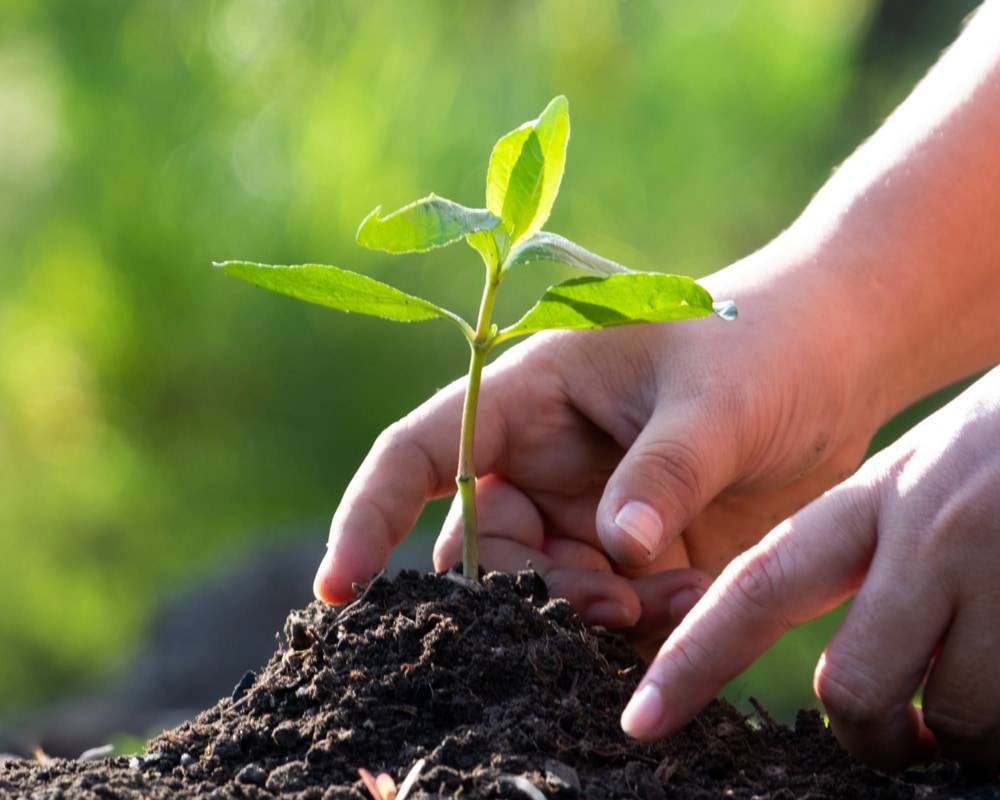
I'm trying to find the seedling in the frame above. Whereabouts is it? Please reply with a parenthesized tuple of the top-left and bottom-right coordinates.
(218, 96, 735, 580)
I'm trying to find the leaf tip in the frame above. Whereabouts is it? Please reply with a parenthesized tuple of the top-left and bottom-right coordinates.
(356, 206, 383, 248)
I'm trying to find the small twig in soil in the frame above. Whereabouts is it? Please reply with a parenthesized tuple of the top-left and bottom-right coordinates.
(442, 570, 484, 593)
(654, 755, 680, 784)
(749, 697, 778, 729)
(499, 774, 547, 800)
(328, 570, 388, 634)
(395, 757, 427, 800)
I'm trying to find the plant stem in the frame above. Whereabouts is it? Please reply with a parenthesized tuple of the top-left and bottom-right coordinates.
(456, 345, 485, 578)
(456, 263, 501, 579)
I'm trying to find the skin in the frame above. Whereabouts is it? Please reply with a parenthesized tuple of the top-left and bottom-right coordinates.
(315, 0, 1000, 769)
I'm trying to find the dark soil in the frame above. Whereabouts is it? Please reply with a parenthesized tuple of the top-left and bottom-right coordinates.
(2, 569, 999, 799)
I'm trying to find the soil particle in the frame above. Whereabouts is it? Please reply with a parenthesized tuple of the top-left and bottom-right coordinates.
(2, 569, 999, 798)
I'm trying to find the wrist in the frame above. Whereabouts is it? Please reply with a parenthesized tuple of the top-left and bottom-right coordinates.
(701, 234, 892, 440)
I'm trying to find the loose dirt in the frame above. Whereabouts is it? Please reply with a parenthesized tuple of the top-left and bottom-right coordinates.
(2, 569, 998, 798)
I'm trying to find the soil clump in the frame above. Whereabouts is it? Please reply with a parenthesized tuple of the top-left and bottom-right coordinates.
(2, 569, 998, 798)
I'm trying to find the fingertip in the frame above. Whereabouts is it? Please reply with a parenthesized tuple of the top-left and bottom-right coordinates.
(541, 567, 642, 630)
(622, 682, 666, 741)
(312, 548, 353, 606)
(668, 585, 706, 622)
(431, 498, 463, 572)
(582, 600, 638, 629)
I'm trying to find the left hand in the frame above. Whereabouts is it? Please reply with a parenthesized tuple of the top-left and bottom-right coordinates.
(622, 365, 1000, 770)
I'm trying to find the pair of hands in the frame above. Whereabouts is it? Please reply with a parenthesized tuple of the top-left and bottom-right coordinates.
(314, 254, 1000, 768)
(315, 0, 1000, 770)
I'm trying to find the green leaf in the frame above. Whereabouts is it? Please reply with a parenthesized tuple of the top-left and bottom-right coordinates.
(484, 96, 570, 245)
(485, 125, 532, 222)
(216, 261, 468, 330)
(499, 272, 714, 340)
(505, 231, 632, 276)
(501, 129, 545, 243)
(466, 227, 507, 272)
(357, 194, 501, 254)
(527, 95, 570, 239)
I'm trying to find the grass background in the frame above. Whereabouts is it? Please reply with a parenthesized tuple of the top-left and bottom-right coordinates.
(0, 0, 980, 725)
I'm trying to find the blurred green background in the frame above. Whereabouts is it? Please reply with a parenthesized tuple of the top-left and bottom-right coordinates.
(0, 0, 980, 725)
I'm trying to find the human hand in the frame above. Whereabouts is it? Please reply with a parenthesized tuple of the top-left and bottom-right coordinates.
(622, 365, 1000, 768)
(315, 252, 882, 644)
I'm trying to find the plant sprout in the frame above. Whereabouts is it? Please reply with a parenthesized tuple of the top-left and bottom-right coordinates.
(217, 96, 736, 581)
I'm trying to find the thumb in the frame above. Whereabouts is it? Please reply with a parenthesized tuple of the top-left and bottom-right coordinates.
(597, 411, 733, 568)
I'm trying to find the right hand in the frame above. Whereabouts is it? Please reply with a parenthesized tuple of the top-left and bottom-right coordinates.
(315, 249, 882, 649)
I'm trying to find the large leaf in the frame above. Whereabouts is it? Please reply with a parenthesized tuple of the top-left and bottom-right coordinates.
(505, 231, 632, 276)
(217, 261, 465, 328)
(499, 272, 714, 339)
(357, 194, 500, 254)
(484, 96, 570, 245)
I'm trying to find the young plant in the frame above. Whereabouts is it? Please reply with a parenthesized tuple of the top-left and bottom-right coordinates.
(217, 96, 736, 581)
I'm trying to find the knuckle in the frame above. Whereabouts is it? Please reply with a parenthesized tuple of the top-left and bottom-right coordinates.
(370, 419, 410, 459)
(717, 545, 791, 629)
(814, 654, 890, 729)
(642, 439, 707, 509)
(664, 629, 718, 679)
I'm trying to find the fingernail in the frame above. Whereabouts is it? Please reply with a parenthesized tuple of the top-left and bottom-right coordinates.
(584, 601, 636, 629)
(668, 586, 705, 623)
(614, 501, 663, 554)
(621, 682, 665, 739)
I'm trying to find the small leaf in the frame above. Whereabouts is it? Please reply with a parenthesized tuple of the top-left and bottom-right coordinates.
(484, 96, 570, 245)
(357, 194, 501, 254)
(499, 272, 714, 340)
(524, 95, 570, 239)
(466, 227, 507, 272)
(501, 129, 545, 243)
(485, 124, 533, 222)
(217, 261, 466, 329)
(505, 231, 632, 276)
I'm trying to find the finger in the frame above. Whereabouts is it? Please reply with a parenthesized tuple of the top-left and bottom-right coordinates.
(812, 545, 945, 769)
(912, 454, 1000, 766)
(626, 567, 714, 658)
(502, 537, 644, 629)
(434, 476, 643, 628)
(432, 493, 470, 573)
(597, 406, 738, 569)
(924, 595, 1000, 766)
(432, 476, 545, 573)
(621, 479, 877, 742)
(813, 442, 1000, 768)
(315, 382, 468, 604)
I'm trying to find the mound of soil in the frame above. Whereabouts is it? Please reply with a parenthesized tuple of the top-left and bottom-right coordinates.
(2, 569, 998, 798)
